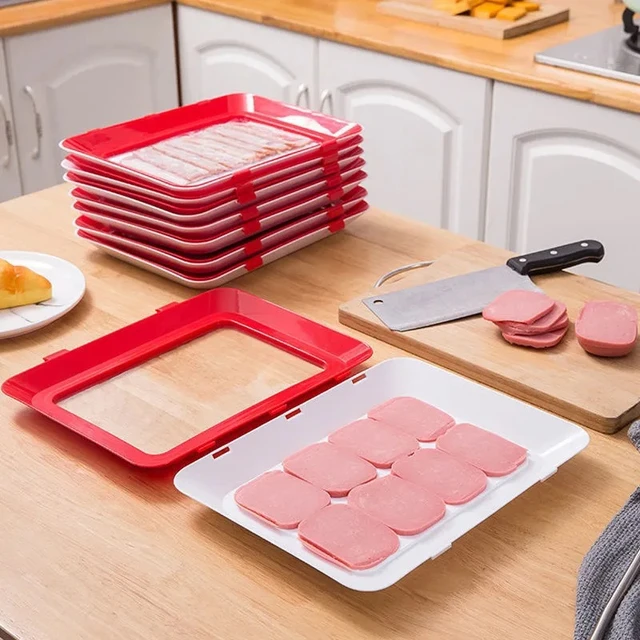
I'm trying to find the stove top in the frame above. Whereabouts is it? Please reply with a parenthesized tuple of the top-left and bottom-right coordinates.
(535, 26, 640, 85)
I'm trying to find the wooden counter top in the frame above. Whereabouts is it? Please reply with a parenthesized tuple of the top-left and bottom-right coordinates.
(179, 0, 640, 115)
(0, 0, 168, 37)
(0, 184, 638, 640)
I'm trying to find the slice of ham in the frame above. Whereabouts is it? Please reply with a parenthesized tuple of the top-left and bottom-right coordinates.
(283, 442, 377, 498)
(497, 302, 568, 335)
(501, 325, 568, 348)
(368, 396, 455, 442)
(298, 504, 399, 570)
(234, 470, 330, 529)
(436, 423, 527, 477)
(348, 475, 446, 535)
(328, 418, 419, 468)
(391, 448, 487, 505)
(483, 290, 555, 324)
(576, 301, 638, 357)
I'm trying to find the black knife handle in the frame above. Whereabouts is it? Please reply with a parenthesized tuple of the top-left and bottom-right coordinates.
(506, 240, 605, 276)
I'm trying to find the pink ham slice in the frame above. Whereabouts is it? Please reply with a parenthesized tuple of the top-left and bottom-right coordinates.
(234, 470, 330, 529)
(576, 301, 638, 357)
(436, 423, 527, 477)
(368, 396, 455, 442)
(498, 302, 568, 335)
(392, 448, 487, 505)
(283, 442, 377, 498)
(501, 325, 568, 348)
(483, 290, 555, 324)
(348, 475, 446, 535)
(328, 418, 419, 468)
(298, 504, 399, 570)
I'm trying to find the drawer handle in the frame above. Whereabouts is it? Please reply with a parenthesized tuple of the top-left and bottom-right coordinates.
(294, 83, 310, 108)
(0, 95, 12, 168)
(319, 89, 334, 115)
(23, 85, 42, 160)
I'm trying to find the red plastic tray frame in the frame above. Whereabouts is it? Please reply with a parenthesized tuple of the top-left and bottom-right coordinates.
(2, 289, 372, 469)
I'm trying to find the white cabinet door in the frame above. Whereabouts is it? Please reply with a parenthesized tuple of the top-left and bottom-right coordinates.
(178, 6, 316, 107)
(319, 40, 491, 238)
(5, 5, 178, 194)
(485, 83, 640, 291)
(0, 42, 21, 202)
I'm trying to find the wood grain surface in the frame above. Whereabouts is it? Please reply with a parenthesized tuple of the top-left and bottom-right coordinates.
(340, 241, 640, 434)
(178, 0, 640, 115)
(0, 184, 639, 640)
(378, 1, 570, 39)
(0, 0, 168, 36)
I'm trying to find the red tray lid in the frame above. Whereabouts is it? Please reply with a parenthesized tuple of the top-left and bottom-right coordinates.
(2, 289, 372, 469)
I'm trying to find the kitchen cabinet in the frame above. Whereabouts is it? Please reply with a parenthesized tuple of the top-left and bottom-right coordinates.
(318, 41, 491, 238)
(0, 42, 21, 203)
(4, 5, 178, 195)
(485, 82, 640, 291)
(177, 6, 316, 108)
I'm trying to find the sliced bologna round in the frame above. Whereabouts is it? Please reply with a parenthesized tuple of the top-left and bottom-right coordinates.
(348, 475, 446, 535)
(368, 396, 455, 442)
(283, 442, 376, 498)
(436, 423, 527, 477)
(298, 504, 399, 570)
(501, 325, 568, 348)
(498, 302, 568, 335)
(576, 301, 638, 357)
(483, 290, 555, 324)
(392, 448, 487, 505)
(328, 418, 419, 468)
(234, 470, 330, 529)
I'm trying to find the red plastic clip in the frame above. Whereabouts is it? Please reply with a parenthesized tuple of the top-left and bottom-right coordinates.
(246, 256, 264, 271)
(237, 183, 257, 205)
(321, 151, 340, 166)
(43, 349, 69, 362)
(326, 174, 342, 189)
(328, 187, 345, 201)
(243, 238, 263, 255)
(327, 203, 345, 220)
(321, 160, 340, 175)
(329, 219, 346, 233)
(242, 219, 261, 236)
(240, 206, 259, 222)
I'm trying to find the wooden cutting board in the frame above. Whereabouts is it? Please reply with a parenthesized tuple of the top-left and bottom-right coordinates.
(378, 0, 570, 39)
(339, 241, 640, 434)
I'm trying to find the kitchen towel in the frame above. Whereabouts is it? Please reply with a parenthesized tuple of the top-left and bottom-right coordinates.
(574, 421, 640, 640)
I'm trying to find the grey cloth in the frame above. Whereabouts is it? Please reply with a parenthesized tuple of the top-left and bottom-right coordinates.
(575, 422, 640, 640)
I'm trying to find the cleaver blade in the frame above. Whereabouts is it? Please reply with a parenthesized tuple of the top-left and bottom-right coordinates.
(363, 239, 605, 332)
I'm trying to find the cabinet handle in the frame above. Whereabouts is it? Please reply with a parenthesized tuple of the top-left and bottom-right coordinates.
(23, 85, 42, 160)
(319, 89, 334, 115)
(0, 95, 12, 168)
(294, 84, 310, 108)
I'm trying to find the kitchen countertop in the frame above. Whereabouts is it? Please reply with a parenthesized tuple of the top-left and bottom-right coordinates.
(0, 183, 638, 640)
(1, 0, 638, 115)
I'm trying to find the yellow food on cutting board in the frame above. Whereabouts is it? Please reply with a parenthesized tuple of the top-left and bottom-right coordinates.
(0, 258, 52, 310)
(497, 5, 527, 19)
(436, 0, 539, 20)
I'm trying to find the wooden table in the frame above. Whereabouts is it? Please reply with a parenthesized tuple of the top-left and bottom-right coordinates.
(0, 184, 638, 640)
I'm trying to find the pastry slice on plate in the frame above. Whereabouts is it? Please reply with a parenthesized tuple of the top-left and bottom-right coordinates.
(0, 258, 52, 309)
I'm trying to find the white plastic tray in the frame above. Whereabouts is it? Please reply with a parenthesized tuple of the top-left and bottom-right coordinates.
(174, 357, 589, 591)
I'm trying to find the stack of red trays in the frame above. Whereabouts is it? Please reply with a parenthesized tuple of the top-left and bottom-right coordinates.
(61, 94, 368, 288)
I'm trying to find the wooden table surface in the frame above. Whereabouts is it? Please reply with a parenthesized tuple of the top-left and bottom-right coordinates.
(2, 0, 640, 115)
(0, 184, 638, 640)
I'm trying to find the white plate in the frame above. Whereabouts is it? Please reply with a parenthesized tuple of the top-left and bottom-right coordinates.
(174, 357, 589, 592)
(0, 251, 86, 339)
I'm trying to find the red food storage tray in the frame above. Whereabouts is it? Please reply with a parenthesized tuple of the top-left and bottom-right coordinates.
(72, 176, 368, 248)
(59, 94, 362, 197)
(62, 140, 363, 206)
(74, 197, 368, 275)
(1, 288, 372, 469)
(75, 205, 366, 288)
(65, 157, 365, 218)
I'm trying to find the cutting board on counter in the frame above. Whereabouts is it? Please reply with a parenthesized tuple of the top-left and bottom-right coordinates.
(378, 0, 570, 39)
(339, 241, 640, 434)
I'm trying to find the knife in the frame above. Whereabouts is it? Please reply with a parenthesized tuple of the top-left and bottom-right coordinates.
(362, 240, 605, 332)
